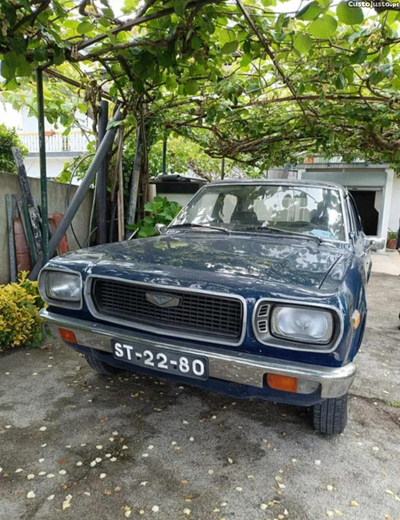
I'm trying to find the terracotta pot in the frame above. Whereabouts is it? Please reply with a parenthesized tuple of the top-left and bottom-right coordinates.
(387, 238, 397, 249)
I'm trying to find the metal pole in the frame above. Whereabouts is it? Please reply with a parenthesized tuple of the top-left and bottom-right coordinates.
(221, 156, 225, 179)
(96, 100, 109, 244)
(37, 68, 49, 264)
(29, 109, 124, 279)
(162, 131, 167, 175)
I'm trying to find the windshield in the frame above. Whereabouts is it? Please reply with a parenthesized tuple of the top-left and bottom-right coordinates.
(172, 184, 346, 241)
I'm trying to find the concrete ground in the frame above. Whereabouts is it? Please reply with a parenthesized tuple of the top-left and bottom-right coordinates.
(1, 273, 400, 520)
(371, 250, 400, 276)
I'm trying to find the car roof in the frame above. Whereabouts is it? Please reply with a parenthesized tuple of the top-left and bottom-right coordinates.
(209, 178, 346, 191)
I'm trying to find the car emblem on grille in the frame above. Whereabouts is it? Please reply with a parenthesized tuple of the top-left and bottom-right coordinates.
(145, 291, 181, 308)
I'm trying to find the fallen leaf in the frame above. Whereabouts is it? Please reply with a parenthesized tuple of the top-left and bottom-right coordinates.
(183, 509, 191, 516)
(227, 458, 233, 464)
(62, 495, 72, 510)
(27, 474, 35, 480)
(39, 426, 47, 432)
(326, 512, 334, 518)
(100, 473, 106, 479)
(47, 495, 55, 501)
(235, 487, 242, 492)
(350, 500, 359, 507)
(27, 491, 35, 499)
(260, 503, 267, 510)
(152, 505, 159, 512)
(327, 485, 333, 491)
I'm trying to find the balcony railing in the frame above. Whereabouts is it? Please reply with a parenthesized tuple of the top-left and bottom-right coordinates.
(19, 131, 89, 154)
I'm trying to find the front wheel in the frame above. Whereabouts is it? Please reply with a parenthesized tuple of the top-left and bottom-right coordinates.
(85, 355, 123, 376)
(312, 394, 348, 434)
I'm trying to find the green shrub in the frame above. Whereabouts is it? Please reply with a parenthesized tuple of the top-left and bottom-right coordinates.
(127, 196, 182, 238)
(0, 124, 28, 173)
(0, 273, 45, 350)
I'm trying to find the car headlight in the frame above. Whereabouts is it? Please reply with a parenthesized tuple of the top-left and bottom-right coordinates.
(39, 269, 82, 309)
(271, 305, 334, 344)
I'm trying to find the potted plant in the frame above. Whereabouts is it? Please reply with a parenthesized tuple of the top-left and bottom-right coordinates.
(387, 231, 398, 249)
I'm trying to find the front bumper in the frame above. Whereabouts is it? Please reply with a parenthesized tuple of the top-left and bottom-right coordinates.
(40, 309, 356, 399)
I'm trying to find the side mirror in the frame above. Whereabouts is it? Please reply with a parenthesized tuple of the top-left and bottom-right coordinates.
(154, 223, 167, 235)
(363, 236, 386, 251)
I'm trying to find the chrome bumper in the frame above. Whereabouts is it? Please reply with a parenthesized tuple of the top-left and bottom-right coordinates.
(40, 309, 356, 399)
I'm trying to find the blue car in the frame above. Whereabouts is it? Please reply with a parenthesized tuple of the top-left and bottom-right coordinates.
(39, 180, 384, 434)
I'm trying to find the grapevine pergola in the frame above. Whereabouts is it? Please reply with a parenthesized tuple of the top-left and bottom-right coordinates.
(1, 0, 400, 169)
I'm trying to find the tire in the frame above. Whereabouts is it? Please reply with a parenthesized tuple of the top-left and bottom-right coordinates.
(85, 355, 122, 375)
(312, 394, 348, 434)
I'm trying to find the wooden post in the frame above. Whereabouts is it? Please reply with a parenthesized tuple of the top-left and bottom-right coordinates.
(6, 194, 17, 282)
(125, 126, 142, 238)
(12, 147, 42, 257)
(96, 100, 109, 244)
(115, 129, 125, 241)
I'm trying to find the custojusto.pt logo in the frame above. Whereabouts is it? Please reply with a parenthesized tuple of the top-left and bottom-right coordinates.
(347, 1, 400, 6)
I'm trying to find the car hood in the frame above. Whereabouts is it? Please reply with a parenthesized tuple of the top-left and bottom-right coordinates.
(54, 232, 345, 291)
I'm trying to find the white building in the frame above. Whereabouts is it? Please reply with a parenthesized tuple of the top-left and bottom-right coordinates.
(1, 102, 89, 179)
(268, 159, 400, 249)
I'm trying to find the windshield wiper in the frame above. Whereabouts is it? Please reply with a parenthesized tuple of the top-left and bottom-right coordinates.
(169, 223, 231, 235)
(242, 225, 322, 244)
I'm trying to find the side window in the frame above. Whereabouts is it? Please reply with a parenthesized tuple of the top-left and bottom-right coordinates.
(348, 194, 363, 234)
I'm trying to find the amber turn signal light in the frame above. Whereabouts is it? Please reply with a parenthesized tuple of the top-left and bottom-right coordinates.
(59, 328, 77, 344)
(267, 373, 298, 393)
(352, 310, 361, 330)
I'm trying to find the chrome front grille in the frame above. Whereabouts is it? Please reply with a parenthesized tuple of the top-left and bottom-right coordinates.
(89, 278, 244, 344)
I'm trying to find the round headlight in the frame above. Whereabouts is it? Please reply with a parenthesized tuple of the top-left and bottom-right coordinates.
(39, 270, 82, 308)
(271, 305, 333, 344)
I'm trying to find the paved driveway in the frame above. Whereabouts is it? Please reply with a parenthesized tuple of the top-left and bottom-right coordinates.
(1, 273, 400, 520)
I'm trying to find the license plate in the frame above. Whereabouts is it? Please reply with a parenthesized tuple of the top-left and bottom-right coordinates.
(112, 340, 209, 380)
